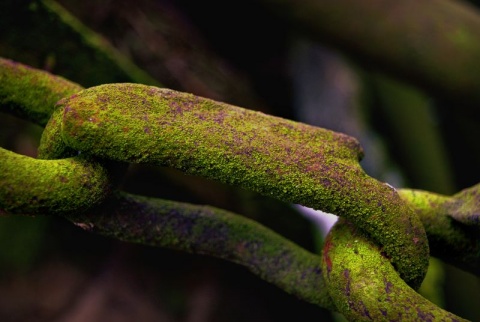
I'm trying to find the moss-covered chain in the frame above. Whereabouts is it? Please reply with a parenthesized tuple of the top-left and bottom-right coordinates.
(0, 57, 120, 215)
(57, 83, 429, 288)
(1, 147, 337, 309)
(444, 184, 480, 226)
(321, 219, 468, 322)
(1, 58, 479, 319)
(399, 187, 480, 276)
(0, 57, 83, 126)
(0, 57, 429, 287)
(0, 58, 336, 310)
(0, 147, 113, 215)
(67, 191, 336, 311)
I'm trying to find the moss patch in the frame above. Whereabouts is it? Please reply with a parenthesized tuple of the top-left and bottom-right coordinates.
(58, 83, 429, 288)
(67, 191, 336, 310)
(0, 57, 83, 126)
(321, 219, 467, 321)
(0, 147, 111, 215)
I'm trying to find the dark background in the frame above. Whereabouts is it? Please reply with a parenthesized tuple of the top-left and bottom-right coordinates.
(1, 0, 479, 321)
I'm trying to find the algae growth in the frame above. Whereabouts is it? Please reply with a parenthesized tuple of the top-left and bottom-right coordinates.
(57, 83, 429, 288)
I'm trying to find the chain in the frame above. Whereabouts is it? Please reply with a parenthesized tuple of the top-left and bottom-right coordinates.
(1, 57, 478, 321)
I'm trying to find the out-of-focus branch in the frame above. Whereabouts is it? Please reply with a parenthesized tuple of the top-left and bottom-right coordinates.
(373, 75, 455, 194)
(261, 0, 480, 102)
(0, 0, 159, 87)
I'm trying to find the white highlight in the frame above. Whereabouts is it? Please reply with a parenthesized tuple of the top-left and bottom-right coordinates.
(294, 205, 338, 238)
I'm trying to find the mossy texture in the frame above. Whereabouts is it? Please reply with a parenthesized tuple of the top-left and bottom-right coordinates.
(38, 104, 78, 159)
(58, 83, 428, 288)
(399, 188, 480, 276)
(321, 219, 468, 322)
(0, 57, 83, 126)
(67, 191, 336, 311)
(448, 183, 480, 226)
(0, 147, 111, 215)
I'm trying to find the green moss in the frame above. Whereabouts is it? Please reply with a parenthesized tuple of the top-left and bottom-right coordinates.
(0, 57, 83, 126)
(0, 147, 111, 215)
(58, 83, 429, 288)
(321, 219, 468, 321)
(67, 191, 336, 310)
(399, 188, 480, 275)
(37, 103, 78, 159)
(448, 183, 480, 226)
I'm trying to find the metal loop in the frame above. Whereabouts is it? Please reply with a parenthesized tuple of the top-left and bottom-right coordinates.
(3, 58, 478, 320)
(55, 83, 429, 288)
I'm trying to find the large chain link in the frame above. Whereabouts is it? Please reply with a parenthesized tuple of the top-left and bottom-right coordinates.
(1, 58, 478, 321)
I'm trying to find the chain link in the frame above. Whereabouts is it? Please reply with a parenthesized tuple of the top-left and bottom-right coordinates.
(1, 57, 477, 321)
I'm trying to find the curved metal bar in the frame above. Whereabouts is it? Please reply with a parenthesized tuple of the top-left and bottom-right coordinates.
(65, 191, 336, 311)
(0, 147, 112, 215)
(1, 58, 476, 320)
(399, 188, 480, 276)
(321, 218, 468, 321)
(0, 57, 83, 126)
(58, 83, 429, 288)
(447, 184, 480, 226)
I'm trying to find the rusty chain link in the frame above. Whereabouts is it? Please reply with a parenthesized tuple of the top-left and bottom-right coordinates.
(1, 57, 479, 321)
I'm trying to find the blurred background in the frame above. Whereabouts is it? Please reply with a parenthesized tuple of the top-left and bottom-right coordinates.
(1, 0, 479, 321)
